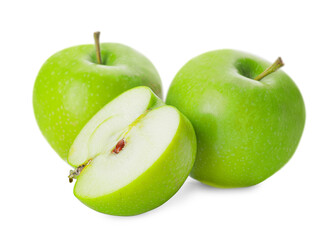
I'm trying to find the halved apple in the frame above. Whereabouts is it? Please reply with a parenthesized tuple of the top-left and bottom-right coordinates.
(67, 86, 197, 216)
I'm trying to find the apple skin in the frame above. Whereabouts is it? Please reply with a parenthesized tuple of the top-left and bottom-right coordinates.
(166, 49, 305, 188)
(74, 89, 197, 216)
(33, 43, 162, 160)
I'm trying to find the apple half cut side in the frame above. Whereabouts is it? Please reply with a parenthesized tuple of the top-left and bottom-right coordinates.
(67, 86, 197, 216)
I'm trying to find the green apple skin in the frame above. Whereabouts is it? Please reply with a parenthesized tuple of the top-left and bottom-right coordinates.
(33, 43, 162, 160)
(166, 49, 305, 188)
(73, 89, 197, 216)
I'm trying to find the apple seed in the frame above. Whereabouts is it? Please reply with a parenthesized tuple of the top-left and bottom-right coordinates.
(112, 139, 126, 154)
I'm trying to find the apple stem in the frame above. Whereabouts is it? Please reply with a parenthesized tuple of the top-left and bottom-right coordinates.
(254, 57, 284, 81)
(94, 31, 102, 64)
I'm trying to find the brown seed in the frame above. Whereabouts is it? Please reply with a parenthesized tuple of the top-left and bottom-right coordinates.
(112, 139, 125, 154)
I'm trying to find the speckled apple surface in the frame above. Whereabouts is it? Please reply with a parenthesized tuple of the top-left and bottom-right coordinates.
(33, 43, 162, 160)
(68, 87, 197, 216)
(166, 49, 305, 187)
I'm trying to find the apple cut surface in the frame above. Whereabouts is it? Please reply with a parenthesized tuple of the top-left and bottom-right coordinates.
(68, 87, 196, 216)
(68, 86, 163, 167)
(75, 106, 179, 197)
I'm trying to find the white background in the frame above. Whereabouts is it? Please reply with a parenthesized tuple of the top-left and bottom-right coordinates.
(1, 0, 332, 239)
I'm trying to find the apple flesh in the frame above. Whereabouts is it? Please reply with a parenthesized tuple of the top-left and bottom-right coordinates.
(33, 42, 162, 160)
(166, 49, 305, 188)
(68, 87, 196, 216)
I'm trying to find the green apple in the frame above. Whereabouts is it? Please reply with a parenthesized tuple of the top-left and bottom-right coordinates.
(166, 49, 305, 188)
(67, 86, 196, 216)
(33, 32, 162, 160)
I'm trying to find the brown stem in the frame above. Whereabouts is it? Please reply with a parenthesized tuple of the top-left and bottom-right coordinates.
(94, 31, 102, 64)
(254, 57, 284, 81)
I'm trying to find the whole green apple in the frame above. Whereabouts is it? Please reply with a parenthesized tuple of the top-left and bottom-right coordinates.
(68, 87, 196, 215)
(33, 32, 162, 160)
(166, 49, 305, 187)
